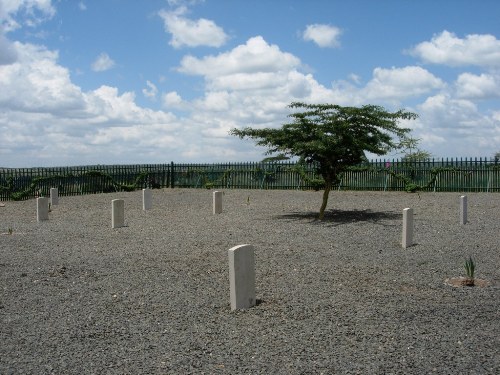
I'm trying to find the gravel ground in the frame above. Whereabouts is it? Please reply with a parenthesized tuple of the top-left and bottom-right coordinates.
(1, 189, 499, 374)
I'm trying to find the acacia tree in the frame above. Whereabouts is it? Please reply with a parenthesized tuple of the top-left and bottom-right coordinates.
(397, 136, 432, 161)
(230, 102, 418, 219)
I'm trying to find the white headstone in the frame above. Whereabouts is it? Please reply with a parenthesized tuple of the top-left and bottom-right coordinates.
(402, 207, 413, 248)
(213, 191, 222, 214)
(143, 188, 152, 210)
(37, 197, 49, 221)
(460, 195, 467, 225)
(112, 199, 125, 228)
(228, 244, 256, 310)
(50, 188, 59, 205)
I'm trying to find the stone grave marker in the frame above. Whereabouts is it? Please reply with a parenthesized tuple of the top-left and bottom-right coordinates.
(50, 188, 59, 206)
(460, 195, 467, 225)
(143, 188, 152, 211)
(228, 244, 256, 310)
(213, 191, 222, 214)
(112, 199, 125, 228)
(37, 197, 49, 221)
(402, 207, 413, 248)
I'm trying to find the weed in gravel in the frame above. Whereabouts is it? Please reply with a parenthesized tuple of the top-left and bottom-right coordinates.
(463, 256, 475, 286)
(8, 227, 13, 235)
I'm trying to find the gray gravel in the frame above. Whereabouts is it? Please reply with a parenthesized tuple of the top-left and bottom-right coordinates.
(1, 189, 499, 374)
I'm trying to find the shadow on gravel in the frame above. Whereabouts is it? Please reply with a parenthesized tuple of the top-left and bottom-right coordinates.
(277, 209, 400, 226)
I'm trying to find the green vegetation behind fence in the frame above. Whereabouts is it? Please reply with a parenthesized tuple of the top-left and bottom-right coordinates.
(1, 158, 499, 201)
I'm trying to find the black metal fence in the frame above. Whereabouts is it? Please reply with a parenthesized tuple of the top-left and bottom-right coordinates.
(1, 158, 499, 200)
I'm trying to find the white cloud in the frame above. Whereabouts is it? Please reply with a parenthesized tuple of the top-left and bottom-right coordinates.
(454, 72, 500, 99)
(158, 6, 228, 48)
(409, 30, 500, 67)
(0, 0, 54, 64)
(178, 36, 300, 79)
(303, 24, 342, 48)
(91, 52, 115, 72)
(0, 0, 56, 31)
(328, 66, 445, 106)
(348, 73, 361, 84)
(172, 37, 342, 146)
(194, 91, 230, 111)
(0, 41, 182, 166)
(0, 31, 18, 64)
(2, 23, 499, 167)
(78, 2, 87, 11)
(162, 91, 184, 108)
(362, 66, 445, 101)
(411, 93, 500, 156)
(142, 80, 158, 100)
(0, 42, 84, 113)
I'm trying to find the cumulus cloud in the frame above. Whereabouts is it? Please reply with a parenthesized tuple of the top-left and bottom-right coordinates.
(158, 6, 228, 48)
(328, 66, 445, 106)
(409, 30, 500, 67)
(410, 93, 500, 156)
(0, 0, 56, 32)
(0, 41, 181, 166)
(178, 36, 300, 79)
(142, 80, 158, 100)
(362, 66, 445, 101)
(0, 32, 18, 64)
(2, 17, 499, 166)
(0, 0, 54, 64)
(162, 91, 184, 108)
(0, 42, 84, 113)
(91, 52, 115, 72)
(454, 73, 500, 99)
(303, 24, 342, 48)
(172, 36, 341, 144)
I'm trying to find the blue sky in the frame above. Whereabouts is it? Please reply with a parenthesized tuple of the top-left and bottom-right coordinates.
(1, 0, 499, 167)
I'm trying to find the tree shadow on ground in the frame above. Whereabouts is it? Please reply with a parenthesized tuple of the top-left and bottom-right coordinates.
(276, 208, 401, 227)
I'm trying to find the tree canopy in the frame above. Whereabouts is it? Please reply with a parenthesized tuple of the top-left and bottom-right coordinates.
(230, 102, 418, 219)
(397, 136, 432, 161)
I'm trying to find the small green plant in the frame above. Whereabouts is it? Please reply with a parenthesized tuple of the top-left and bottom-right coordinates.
(8, 227, 13, 235)
(464, 256, 475, 286)
(247, 196, 250, 205)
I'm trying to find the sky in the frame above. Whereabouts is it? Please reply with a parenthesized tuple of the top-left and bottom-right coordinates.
(1, 0, 499, 167)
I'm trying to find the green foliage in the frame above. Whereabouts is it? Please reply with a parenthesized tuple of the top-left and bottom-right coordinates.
(261, 154, 289, 163)
(397, 136, 432, 161)
(464, 257, 475, 279)
(231, 103, 415, 171)
(231, 102, 417, 218)
(181, 168, 233, 189)
(0, 170, 154, 201)
(386, 165, 472, 193)
(8, 227, 13, 235)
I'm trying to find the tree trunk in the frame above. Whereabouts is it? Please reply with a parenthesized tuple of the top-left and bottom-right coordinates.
(318, 179, 332, 220)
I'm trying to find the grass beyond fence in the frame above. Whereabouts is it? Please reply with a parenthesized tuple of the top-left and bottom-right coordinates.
(1, 158, 499, 201)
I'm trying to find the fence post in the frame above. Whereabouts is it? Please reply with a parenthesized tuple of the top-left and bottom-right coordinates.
(170, 161, 174, 188)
